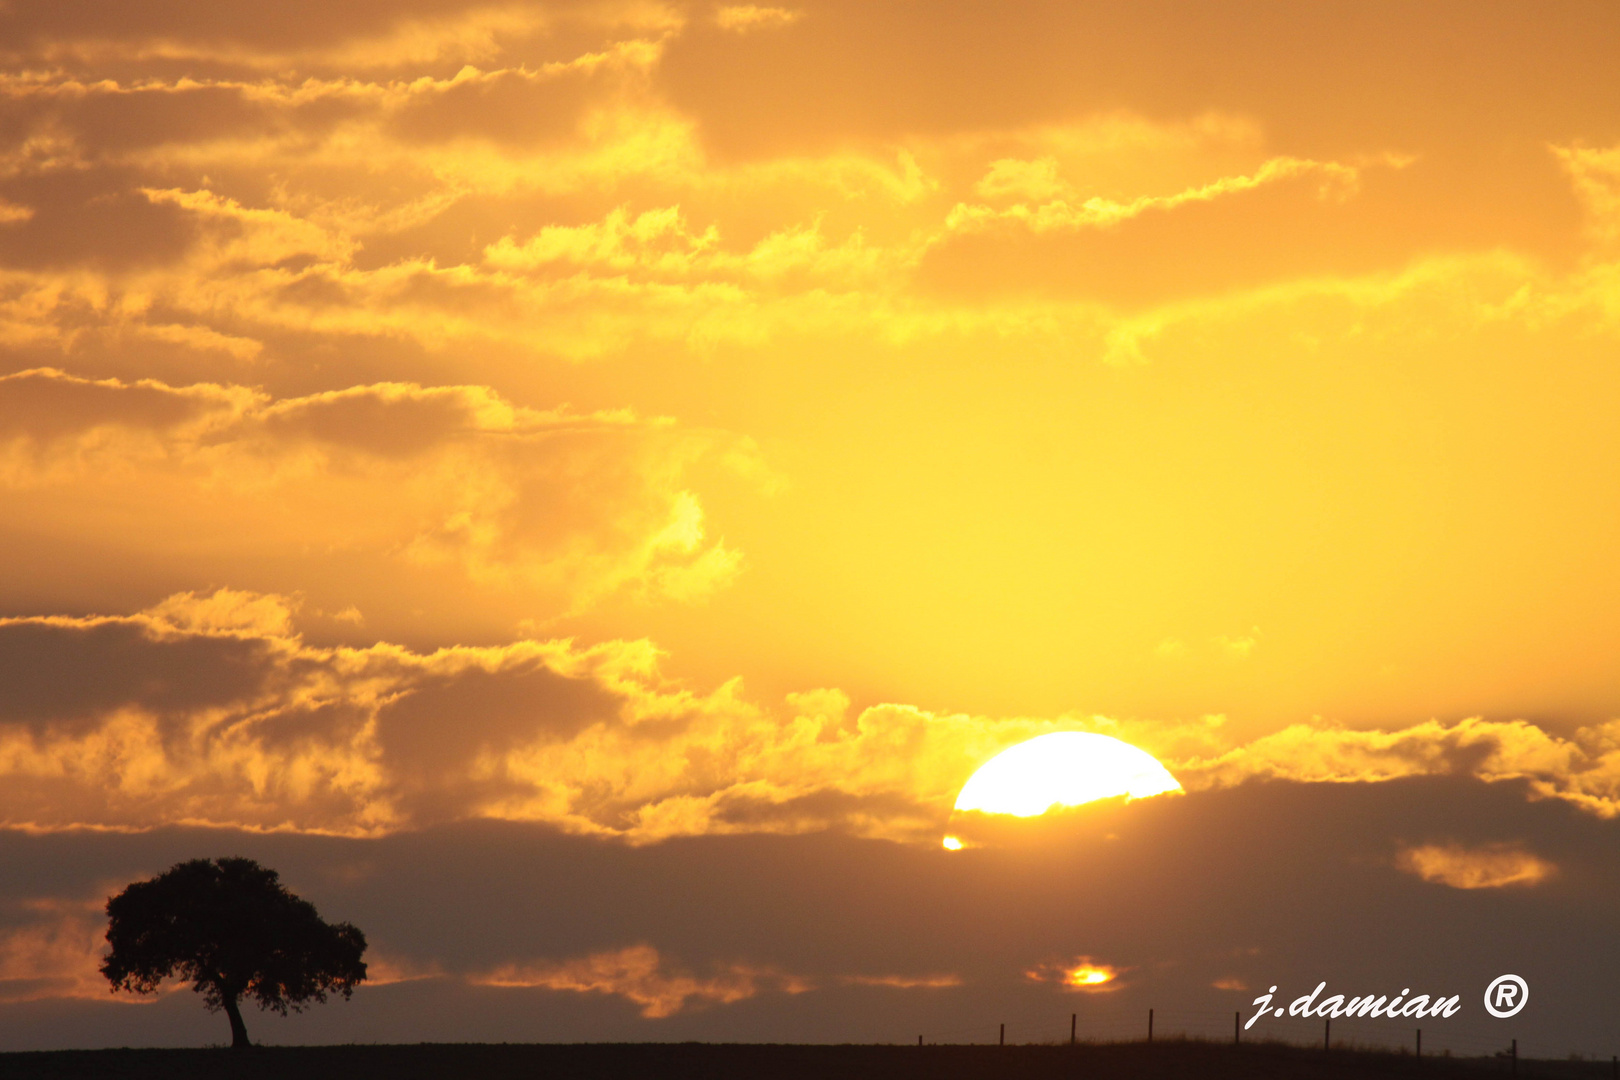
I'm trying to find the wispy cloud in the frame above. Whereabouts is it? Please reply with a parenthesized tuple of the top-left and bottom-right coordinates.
(469, 945, 808, 1017)
(1396, 842, 1556, 890)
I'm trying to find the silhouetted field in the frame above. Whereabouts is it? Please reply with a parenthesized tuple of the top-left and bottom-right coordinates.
(0, 1041, 1612, 1080)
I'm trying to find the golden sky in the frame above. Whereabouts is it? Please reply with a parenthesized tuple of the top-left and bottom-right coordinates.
(2, 0, 1620, 1053)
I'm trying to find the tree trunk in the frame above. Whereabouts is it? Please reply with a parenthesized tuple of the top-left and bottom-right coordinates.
(221, 994, 250, 1050)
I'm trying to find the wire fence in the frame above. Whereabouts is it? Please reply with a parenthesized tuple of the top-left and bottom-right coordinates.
(907, 1003, 1620, 1074)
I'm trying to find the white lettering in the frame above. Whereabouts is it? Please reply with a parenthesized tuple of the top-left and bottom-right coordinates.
(1288, 982, 1326, 1017)
(1345, 995, 1388, 1018)
(1313, 995, 1345, 1018)
(1245, 987, 1278, 1031)
(1247, 982, 1470, 1026)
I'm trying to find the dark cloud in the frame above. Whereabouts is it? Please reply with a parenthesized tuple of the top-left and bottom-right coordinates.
(0, 776, 1614, 1052)
(0, 619, 276, 735)
(0, 0, 670, 84)
(375, 661, 621, 806)
(256, 387, 489, 459)
(8, 83, 270, 156)
(0, 0, 513, 64)
(660, 0, 1620, 160)
(0, 170, 199, 272)
(386, 67, 604, 148)
(0, 369, 216, 441)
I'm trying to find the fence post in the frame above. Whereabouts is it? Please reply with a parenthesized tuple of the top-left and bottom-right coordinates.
(1511, 1038, 1517, 1076)
(918, 1035, 922, 1047)
(1416, 1028, 1421, 1059)
(1148, 1008, 1153, 1044)
(1324, 1018, 1330, 1052)
(1070, 1013, 1076, 1045)
(999, 1023, 1004, 1047)
(1234, 1011, 1239, 1046)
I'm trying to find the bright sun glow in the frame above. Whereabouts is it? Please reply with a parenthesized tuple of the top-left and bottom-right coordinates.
(1025, 956, 1123, 991)
(1064, 964, 1117, 988)
(941, 835, 963, 850)
(953, 732, 1181, 817)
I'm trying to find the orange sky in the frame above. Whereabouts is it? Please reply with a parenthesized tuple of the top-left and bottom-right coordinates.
(2, 0, 1620, 1054)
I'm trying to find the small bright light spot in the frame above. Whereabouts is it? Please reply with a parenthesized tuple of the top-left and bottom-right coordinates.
(941, 835, 963, 850)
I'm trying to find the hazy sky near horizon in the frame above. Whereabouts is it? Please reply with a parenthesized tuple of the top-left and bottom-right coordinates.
(2, 0, 1619, 1054)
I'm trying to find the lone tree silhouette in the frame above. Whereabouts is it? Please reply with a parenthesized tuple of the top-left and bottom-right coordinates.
(101, 857, 367, 1049)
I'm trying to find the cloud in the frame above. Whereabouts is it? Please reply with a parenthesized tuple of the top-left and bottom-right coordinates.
(714, 7, 802, 34)
(0, 40, 1475, 373)
(1171, 716, 1620, 819)
(7, 585, 1620, 844)
(360, 953, 446, 987)
(946, 154, 1383, 236)
(0, 589, 1153, 842)
(0, 1, 677, 75)
(1395, 842, 1556, 890)
(838, 973, 961, 989)
(1553, 142, 1620, 245)
(0, 593, 970, 839)
(0, 0, 1607, 396)
(469, 944, 807, 1017)
(0, 368, 745, 613)
(0, 900, 116, 1004)
(1, 777, 1615, 1046)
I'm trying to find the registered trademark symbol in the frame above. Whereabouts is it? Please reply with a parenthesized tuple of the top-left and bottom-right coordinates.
(1484, 975, 1528, 1018)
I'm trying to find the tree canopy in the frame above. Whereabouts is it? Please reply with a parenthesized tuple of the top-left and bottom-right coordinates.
(101, 857, 367, 1048)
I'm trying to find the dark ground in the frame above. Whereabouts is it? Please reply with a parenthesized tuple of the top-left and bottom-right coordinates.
(0, 1042, 1614, 1080)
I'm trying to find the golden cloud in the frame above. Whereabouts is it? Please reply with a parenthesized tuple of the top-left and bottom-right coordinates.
(0, 32, 1515, 374)
(469, 944, 808, 1018)
(0, 368, 745, 613)
(1395, 843, 1556, 890)
(838, 973, 962, 989)
(3, 2, 680, 75)
(3, 586, 1620, 842)
(1172, 716, 1620, 819)
(714, 6, 803, 33)
(945, 154, 1381, 236)
(0, 900, 121, 1004)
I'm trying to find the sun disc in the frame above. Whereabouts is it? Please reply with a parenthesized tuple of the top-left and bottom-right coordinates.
(953, 732, 1180, 817)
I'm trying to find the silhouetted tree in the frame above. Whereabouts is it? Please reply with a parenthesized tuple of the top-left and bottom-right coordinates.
(101, 857, 367, 1049)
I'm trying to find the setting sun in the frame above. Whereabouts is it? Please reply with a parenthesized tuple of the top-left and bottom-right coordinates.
(952, 733, 1182, 818)
(1064, 964, 1118, 989)
(1025, 956, 1123, 991)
